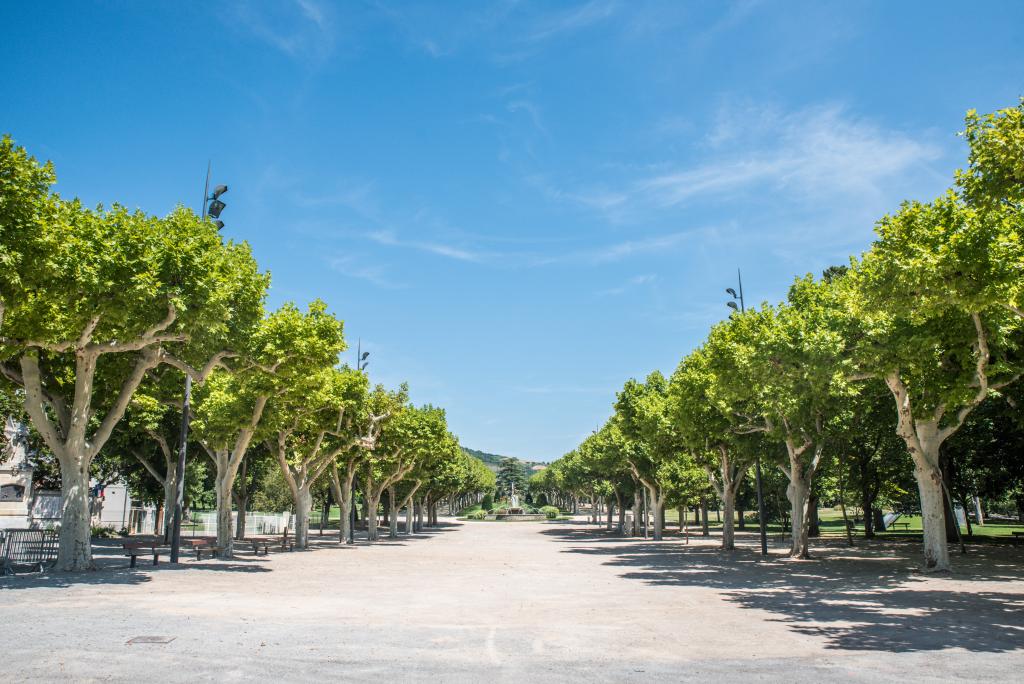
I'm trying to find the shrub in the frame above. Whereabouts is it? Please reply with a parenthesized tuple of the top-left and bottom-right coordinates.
(90, 525, 118, 539)
(481, 493, 494, 510)
(540, 505, 559, 519)
(467, 510, 487, 520)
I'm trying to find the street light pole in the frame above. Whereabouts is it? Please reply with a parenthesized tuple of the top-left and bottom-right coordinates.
(349, 339, 370, 544)
(726, 268, 768, 559)
(170, 163, 228, 562)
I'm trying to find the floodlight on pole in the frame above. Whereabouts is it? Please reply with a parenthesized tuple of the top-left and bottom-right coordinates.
(724, 267, 766, 559)
(207, 198, 226, 219)
(171, 162, 230, 564)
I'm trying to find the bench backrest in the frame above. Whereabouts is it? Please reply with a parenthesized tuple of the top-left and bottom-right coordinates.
(1, 528, 59, 566)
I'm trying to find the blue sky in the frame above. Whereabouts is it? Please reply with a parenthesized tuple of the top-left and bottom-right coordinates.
(2, 1, 1022, 460)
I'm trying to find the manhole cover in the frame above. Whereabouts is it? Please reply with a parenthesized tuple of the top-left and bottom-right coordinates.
(127, 636, 176, 645)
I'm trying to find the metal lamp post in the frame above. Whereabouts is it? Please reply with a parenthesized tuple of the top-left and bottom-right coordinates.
(726, 269, 768, 559)
(349, 340, 370, 544)
(169, 164, 228, 563)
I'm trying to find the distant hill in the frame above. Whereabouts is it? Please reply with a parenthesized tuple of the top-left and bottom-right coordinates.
(463, 447, 547, 474)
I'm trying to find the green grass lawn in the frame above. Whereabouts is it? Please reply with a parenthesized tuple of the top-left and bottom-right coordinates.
(641, 506, 1024, 540)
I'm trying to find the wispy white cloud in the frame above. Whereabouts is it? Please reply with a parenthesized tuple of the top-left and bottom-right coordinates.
(598, 273, 657, 296)
(326, 254, 403, 289)
(559, 230, 707, 265)
(637, 104, 942, 208)
(365, 230, 485, 262)
(526, 0, 619, 43)
(229, 0, 337, 63)
(507, 100, 547, 135)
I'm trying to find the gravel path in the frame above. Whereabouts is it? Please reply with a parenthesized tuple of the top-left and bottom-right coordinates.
(3, 518, 1023, 682)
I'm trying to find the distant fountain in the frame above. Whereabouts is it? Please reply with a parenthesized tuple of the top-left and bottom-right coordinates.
(482, 482, 545, 521)
(507, 482, 524, 514)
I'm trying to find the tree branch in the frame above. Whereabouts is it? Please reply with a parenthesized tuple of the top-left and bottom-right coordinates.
(18, 354, 66, 458)
(131, 446, 166, 484)
(87, 348, 162, 459)
(161, 350, 239, 382)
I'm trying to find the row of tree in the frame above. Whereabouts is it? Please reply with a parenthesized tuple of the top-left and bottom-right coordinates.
(0, 135, 494, 571)
(533, 100, 1024, 572)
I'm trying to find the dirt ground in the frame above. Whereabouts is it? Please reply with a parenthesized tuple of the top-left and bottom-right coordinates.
(3, 518, 1023, 682)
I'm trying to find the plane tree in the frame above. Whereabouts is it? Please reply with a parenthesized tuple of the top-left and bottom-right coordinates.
(361, 392, 447, 542)
(107, 391, 182, 538)
(326, 382, 392, 543)
(381, 406, 450, 538)
(669, 339, 756, 551)
(849, 189, 1023, 571)
(265, 366, 383, 549)
(190, 301, 345, 556)
(0, 136, 266, 570)
(716, 276, 860, 557)
(615, 371, 686, 540)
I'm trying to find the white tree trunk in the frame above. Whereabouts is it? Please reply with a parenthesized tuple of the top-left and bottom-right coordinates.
(709, 446, 745, 551)
(293, 485, 312, 550)
(974, 496, 985, 526)
(162, 476, 177, 540)
(887, 375, 952, 572)
(642, 482, 665, 541)
(721, 487, 737, 550)
(787, 475, 811, 558)
(330, 463, 355, 544)
(388, 486, 399, 539)
(339, 487, 352, 542)
(57, 459, 93, 571)
(915, 454, 950, 571)
(214, 468, 235, 557)
(366, 493, 380, 541)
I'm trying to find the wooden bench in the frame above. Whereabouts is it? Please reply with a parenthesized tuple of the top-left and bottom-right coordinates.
(889, 522, 911, 532)
(122, 540, 162, 568)
(242, 538, 272, 555)
(1012, 531, 1024, 546)
(183, 538, 223, 560)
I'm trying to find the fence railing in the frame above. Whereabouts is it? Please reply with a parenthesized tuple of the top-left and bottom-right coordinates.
(177, 511, 293, 537)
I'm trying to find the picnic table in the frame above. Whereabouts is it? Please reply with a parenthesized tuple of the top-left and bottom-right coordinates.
(122, 539, 163, 568)
(889, 521, 911, 531)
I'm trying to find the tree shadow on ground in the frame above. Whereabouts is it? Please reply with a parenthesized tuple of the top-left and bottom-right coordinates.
(0, 560, 269, 591)
(542, 525, 1024, 653)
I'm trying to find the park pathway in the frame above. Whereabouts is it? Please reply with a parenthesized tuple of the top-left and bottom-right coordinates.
(3, 517, 1024, 681)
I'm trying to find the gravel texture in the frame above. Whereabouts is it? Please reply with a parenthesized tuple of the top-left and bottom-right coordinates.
(3, 517, 1023, 682)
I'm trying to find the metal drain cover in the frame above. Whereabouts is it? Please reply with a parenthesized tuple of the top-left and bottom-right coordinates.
(127, 636, 176, 645)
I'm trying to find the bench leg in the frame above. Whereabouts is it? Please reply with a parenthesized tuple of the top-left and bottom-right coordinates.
(130, 555, 137, 569)
(152, 553, 160, 566)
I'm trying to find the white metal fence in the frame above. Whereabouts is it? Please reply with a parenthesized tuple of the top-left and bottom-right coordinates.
(177, 510, 293, 537)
